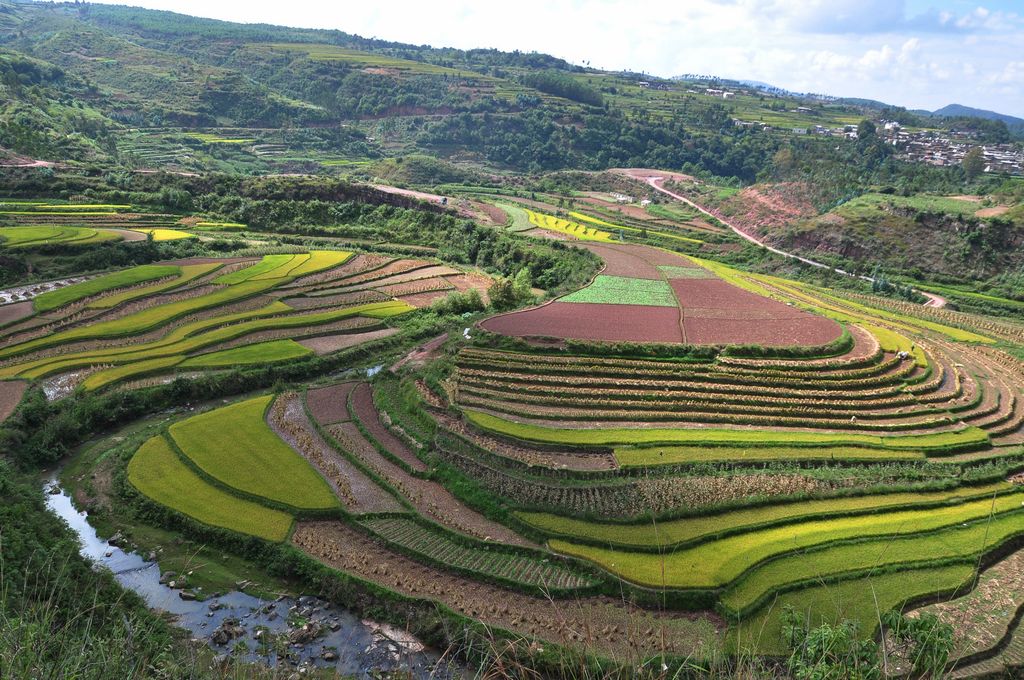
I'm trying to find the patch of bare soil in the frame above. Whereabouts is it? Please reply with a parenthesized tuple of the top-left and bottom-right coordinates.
(0, 380, 26, 421)
(390, 333, 448, 373)
(975, 205, 1010, 218)
(0, 301, 34, 327)
(298, 327, 399, 355)
(293, 521, 722, 659)
(306, 382, 357, 425)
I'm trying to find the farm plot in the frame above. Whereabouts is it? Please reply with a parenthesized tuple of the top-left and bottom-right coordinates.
(911, 548, 1024, 663)
(730, 563, 976, 655)
(525, 210, 613, 241)
(0, 226, 122, 248)
(559, 275, 677, 306)
(292, 521, 722, 659)
(128, 434, 293, 541)
(359, 517, 594, 591)
(479, 241, 839, 346)
(0, 251, 413, 390)
(516, 482, 1010, 550)
(547, 491, 1024, 589)
(32, 264, 180, 312)
(167, 395, 338, 510)
(0, 380, 26, 422)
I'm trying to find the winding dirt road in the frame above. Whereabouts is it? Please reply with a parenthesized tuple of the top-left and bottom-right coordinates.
(628, 171, 946, 309)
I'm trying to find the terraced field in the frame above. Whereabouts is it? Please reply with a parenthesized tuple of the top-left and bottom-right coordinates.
(0, 250, 485, 393)
(435, 233, 1024, 662)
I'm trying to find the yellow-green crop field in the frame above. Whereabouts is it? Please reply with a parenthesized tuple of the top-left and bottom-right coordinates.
(168, 395, 337, 510)
(127, 434, 293, 541)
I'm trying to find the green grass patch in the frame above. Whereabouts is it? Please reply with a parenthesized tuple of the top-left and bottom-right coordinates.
(127, 434, 293, 541)
(547, 491, 1024, 589)
(729, 563, 976, 655)
(464, 410, 989, 450)
(33, 265, 180, 313)
(559, 275, 677, 306)
(168, 395, 338, 510)
(180, 340, 311, 368)
(519, 482, 1010, 550)
(614, 444, 924, 466)
(723, 508, 1024, 616)
(657, 265, 715, 279)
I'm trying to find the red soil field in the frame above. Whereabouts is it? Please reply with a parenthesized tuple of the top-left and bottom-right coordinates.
(581, 243, 662, 279)
(480, 302, 684, 344)
(306, 382, 357, 425)
(684, 317, 841, 346)
(671, 279, 789, 311)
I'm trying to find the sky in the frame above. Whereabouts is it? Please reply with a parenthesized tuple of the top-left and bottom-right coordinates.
(81, 0, 1024, 117)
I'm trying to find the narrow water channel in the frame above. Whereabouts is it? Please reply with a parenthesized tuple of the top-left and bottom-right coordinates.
(44, 477, 462, 678)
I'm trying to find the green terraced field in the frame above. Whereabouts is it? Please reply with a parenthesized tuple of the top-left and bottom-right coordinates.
(180, 339, 312, 367)
(547, 491, 1024, 588)
(559, 275, 678, 306)
(517, 482, 1010, 550)
(0, 226, 122, 248)
(127, 434, 293, 541)
(33, 264, 180, 312)
(729, 563, 976, 655)
(1, 300, 410, 384)
(465, 410, 990, 450)
(168, 395, 338, 510)
(214, 254, 296, 284)
(87, 263, 221, 309)
(722, 509, 1024, 616)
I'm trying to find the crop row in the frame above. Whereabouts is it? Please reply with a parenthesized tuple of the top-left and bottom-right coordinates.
(459, 395, 955, 433)
(359, 516, 597, 590)
(516, 481, 1012, 552)
(462, 409, 990, 451)
(548, 491, 1024, 589)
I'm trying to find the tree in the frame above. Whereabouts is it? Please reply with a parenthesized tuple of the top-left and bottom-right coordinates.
(962, 147, 985, 180)
(858, 119, 877, 139)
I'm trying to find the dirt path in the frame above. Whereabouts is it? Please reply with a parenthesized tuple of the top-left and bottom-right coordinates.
(629, 172, 947, 309)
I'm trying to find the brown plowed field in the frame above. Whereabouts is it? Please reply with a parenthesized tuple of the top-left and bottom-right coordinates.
(350, 382, 427, 473)
(0, 301, 33, 327)
(298, 327, 399, 355)
(0, 380, 26, 422)
(581, 243, 662, 279)
(306, 382, 357, 425)
(480, 302, 684, 344)
(687, 317, 839, 347)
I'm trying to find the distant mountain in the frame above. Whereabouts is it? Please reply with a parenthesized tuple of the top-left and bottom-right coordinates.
(933, 104, 1024, 131)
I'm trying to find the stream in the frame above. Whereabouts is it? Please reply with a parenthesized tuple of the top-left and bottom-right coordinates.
(44, 477, 462, 678)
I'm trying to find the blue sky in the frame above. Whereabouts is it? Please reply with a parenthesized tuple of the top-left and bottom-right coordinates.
(82, 0, 1024, 117)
